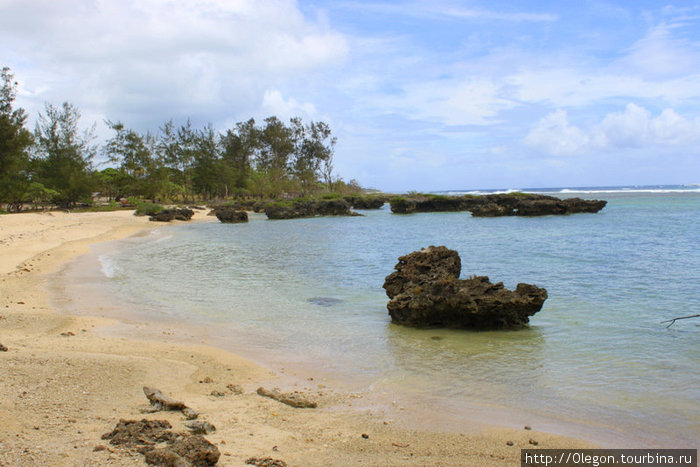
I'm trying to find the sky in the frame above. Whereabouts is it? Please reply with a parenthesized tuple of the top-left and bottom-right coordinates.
(1, 0, 699, 192)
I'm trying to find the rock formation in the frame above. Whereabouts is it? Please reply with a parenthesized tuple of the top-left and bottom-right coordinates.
(343, 195, 387, 209)
(149, 208, 195, 222)
(101, 419, 220, 467)
(264, 198, 361, 219)
(389, 193, 606, 216)
(214, 207, 249, 223)
(383, 246, 547, 329)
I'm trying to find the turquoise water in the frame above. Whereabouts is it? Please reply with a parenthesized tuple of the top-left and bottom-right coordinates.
(64, 189, 700, 446)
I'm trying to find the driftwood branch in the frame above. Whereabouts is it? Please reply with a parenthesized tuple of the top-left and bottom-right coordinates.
(256, 387, 317, 408)
(661, 314, 700, 328)
(143, 386, 199, 419)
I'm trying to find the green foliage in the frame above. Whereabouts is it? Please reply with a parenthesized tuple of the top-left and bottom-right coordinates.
(32, 101, 97, 208)
(0, 66, 364, 209)
(134, 201, 163, 216)
(0, 67, 34, 211)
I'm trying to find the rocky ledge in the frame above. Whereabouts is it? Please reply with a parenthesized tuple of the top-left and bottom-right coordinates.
(264, 198, 361, 220)
(343, 195, 387, 210)
(149, 208, 195, 222)
(212, 207, 249, 223)
(383, 246, 547, 329)
(389, 193, 606, 216)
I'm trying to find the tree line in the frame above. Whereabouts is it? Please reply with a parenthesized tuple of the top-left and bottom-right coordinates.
(1, 66, 360, 212)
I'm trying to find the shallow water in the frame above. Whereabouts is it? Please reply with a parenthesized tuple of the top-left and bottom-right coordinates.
(53, 189, 700, 447)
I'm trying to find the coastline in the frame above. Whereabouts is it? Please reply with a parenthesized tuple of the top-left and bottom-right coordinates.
(0, 210, 593, 466)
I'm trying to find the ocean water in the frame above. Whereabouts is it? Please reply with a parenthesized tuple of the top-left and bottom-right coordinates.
(54, 187, 700, 447)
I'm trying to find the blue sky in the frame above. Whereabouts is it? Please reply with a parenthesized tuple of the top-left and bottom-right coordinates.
(1, 0, 699, 191)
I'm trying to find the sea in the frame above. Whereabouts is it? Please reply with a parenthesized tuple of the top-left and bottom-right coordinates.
(50, 185, 700, 447)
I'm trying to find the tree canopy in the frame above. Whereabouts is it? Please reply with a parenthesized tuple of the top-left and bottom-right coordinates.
(0, 65, 361, 211)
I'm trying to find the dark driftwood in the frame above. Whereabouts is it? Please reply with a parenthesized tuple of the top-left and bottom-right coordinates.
(143, 386, 199, 419)
(256, 387, 317, 408)
(661, 314, 700, 328)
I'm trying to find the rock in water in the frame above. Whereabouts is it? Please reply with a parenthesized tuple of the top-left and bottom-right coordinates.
(214, 207, 249, 223)
(383, 246, 547, 329)
(149, 208, 195, 222)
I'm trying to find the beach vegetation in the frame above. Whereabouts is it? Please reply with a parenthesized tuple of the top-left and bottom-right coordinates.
(134, 201, 164, 217)
(0, 67, 34, 212)
(0, 65, 375, 213)
(31, 101, 97, 208)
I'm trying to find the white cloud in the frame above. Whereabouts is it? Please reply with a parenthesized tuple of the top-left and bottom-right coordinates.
(524, 110, 597, 156)
(1, 0, 347, 129)
(598, 103, 651, 148)
(622, 22, 700, 78)
(375, 79, 515, 126)
(525, 104, 700, 156)
(261, 90, 316, 120)
(507, 68, 700, 108)
(337, 2, 558, 23)
(436, 6, 558, 23)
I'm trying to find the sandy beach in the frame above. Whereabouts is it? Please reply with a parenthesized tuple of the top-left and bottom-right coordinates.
(0, 210, 592, 466)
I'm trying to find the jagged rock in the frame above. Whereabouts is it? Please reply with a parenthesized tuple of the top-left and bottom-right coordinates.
(214, 208, 249, 223)
(101, 419, 176, 447)
(149, 208, 195, 222)
(383, 246, 547, 329)
(256, 387, 317, 408)
(102, 419, 220, 467)
(0, 343, 8, 351)
(144, 435, 220, 467)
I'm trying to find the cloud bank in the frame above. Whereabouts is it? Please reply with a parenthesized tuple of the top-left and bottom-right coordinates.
(1, 1, 699, 190)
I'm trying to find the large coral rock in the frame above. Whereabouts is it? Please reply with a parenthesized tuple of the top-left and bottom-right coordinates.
(383, 246, 547, 329)
(214, 207, 249, 223)
(101, 419, 220, 467)
(149, 208, 195, 222)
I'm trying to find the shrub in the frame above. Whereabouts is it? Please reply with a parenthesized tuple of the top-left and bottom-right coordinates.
(134, 201, 163, 216)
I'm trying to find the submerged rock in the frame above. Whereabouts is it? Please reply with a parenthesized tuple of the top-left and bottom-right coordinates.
(308, 297, 343, 307)
(383, 246, 547, 329)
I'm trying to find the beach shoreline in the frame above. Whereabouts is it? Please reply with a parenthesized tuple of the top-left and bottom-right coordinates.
(0, 210, 593, 466)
